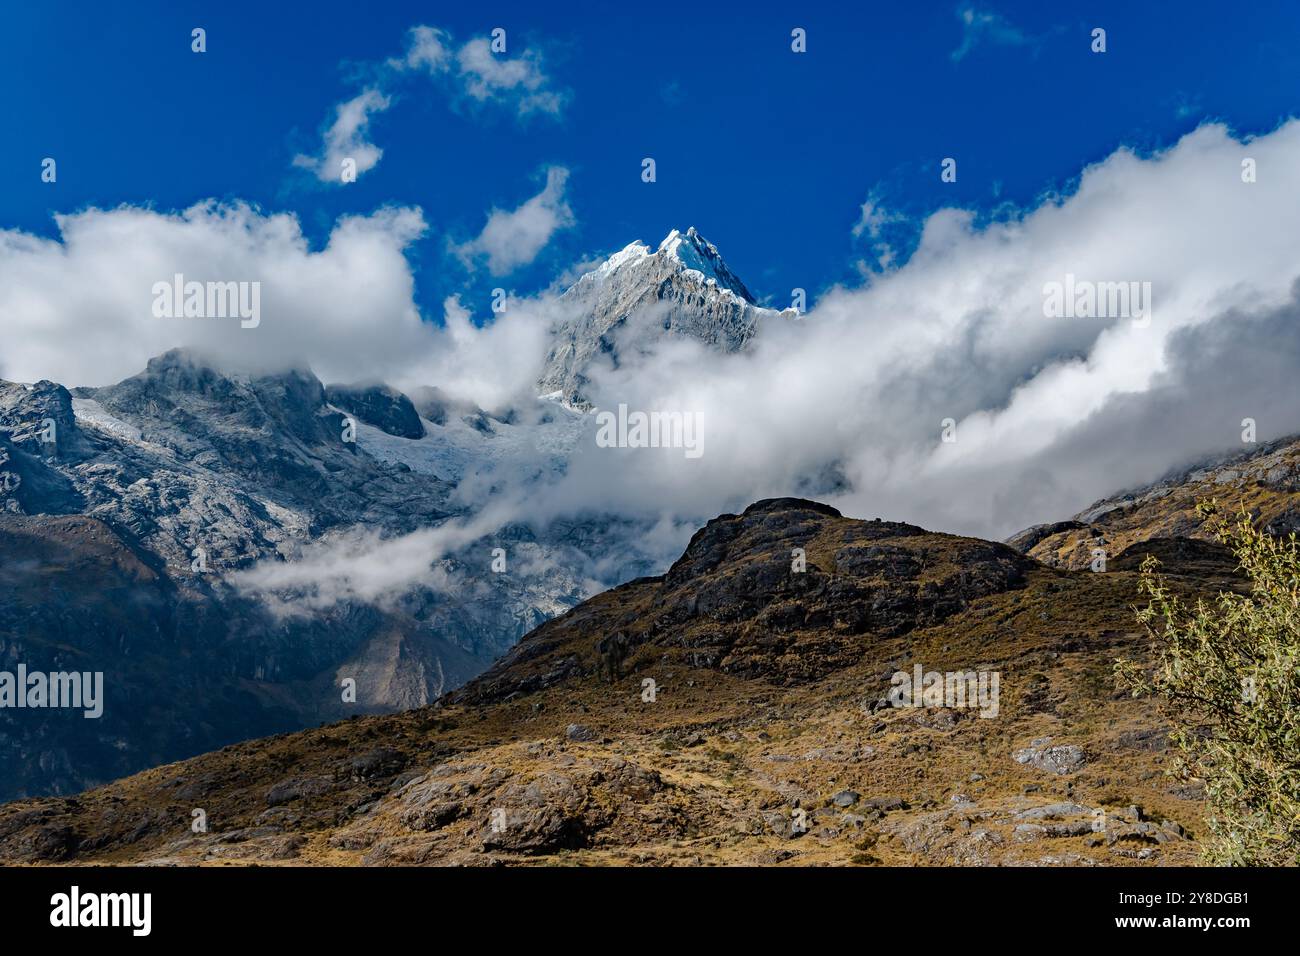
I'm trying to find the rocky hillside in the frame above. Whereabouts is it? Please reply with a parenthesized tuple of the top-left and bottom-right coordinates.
(0, 498, 1239, 866)
(3, 218, 1289, 844)
(1009, 435, 1300, 569)
(0, 351, 630, 800)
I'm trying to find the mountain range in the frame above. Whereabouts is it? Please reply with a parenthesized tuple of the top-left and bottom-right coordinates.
(0, 228, 783, 800)
(0, 485, 1282, 865)
(1, 228, 1296, 865)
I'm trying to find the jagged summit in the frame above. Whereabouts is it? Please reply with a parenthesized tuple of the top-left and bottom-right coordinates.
(592, 227, 755, 302)
(658, 227, 756, 301)
(538, 227, 776, 407)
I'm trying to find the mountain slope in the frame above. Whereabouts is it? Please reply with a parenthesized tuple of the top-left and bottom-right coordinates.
(0, 228, 780, 800)
(0, 499, 1233, 866)
(0, 352, 583, 798)
(1009, 435, 1300, 569)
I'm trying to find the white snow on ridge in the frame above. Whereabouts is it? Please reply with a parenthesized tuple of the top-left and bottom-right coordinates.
(597, 240, 651, 278)
(584, 227, 750, 301)
(352, 403, 588, 484)
(72, 397, 146, 444)
(657, 226, 750, 299)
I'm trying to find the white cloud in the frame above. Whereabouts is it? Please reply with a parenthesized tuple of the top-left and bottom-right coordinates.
(0, 202, 386, 385)
(524, 121, 1300, 542)
(6, 120, 1300, 585)
(392, 25, 568, 118)
(454, 38, 567, 117)
(851, 190, 906, 273)
(411, 294, 555, 410)
(0, 198, 560, 412)
(293, 88, 391, 184)
(230, 505, 507, 614)
(452, 167, 574, 276)
(392, 25, 454, 73)
(298, 24, 568, 184)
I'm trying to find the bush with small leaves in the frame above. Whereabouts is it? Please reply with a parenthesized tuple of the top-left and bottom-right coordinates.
(1116, 502, 1299, 866)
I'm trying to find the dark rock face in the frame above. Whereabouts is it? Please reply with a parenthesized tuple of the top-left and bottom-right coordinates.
(0, 514, 308, 799)
(0, 807, 80, 862)
(1005, 520, 1087, 553)
(75, 350, 385, 506)
(0, 346, 670, 802)
(0, 351, 502, 800)
(1015, 434, 1300, 570)
(453, 498, 1035, 702)
(1110, 537, 1236, 573)
(479, 772, 595, 854)
(325, 383, 425, 440)
(0, 380, 88, 515)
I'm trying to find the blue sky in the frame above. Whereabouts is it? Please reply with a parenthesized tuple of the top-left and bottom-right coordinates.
(5, 0, 1300, 324)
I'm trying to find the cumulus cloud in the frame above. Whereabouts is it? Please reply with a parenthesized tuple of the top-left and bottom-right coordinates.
(6, 120, 1300, 593)
(453, 37, 568, 116)
(414, 294, 555, 409)
(292, 88, 391, 183)
(451, 167, 574, 275)
(298, 24, 568, 183)
(172, 120, 1300, 617)
(0, 200, 553, 407)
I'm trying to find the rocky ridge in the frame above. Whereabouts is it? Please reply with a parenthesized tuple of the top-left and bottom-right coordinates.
(0, 497, 1247, 866)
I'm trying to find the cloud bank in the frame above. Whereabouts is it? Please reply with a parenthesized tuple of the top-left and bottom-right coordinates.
(4, 121, 1299, 574)
(0, 200, 552, 406)
(536, 121, 1300, 540)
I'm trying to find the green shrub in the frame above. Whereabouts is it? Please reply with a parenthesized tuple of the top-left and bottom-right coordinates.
(1116, 503, 1300, 866)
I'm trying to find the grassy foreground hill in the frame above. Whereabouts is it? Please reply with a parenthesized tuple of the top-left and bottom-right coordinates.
(2, 491, 1261, 867)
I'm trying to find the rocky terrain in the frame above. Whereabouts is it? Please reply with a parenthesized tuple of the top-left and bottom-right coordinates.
(0, 496, 1252, 866)
(2, 222, 1293, 861)
(1009, 435, 1300, 568)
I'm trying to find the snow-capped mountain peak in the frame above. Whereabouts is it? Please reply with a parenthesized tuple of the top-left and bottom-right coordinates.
(656, 227, 754, 301)
(538, 227, 772, 406)
(589, 227, 753, 302)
